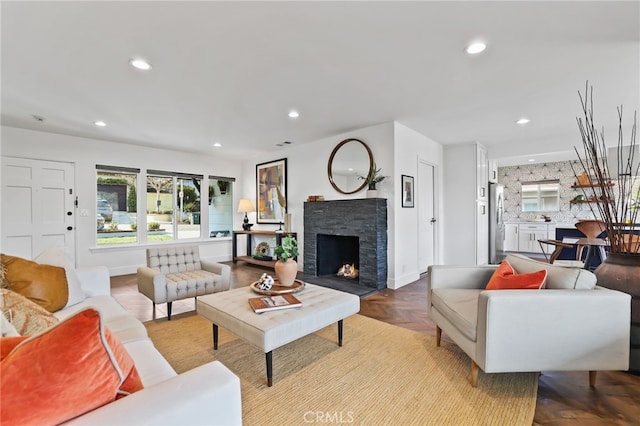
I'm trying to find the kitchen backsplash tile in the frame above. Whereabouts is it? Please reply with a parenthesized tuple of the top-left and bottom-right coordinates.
(499, 160, 597, 223)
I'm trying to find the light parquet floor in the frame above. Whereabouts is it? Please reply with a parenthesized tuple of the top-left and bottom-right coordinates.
(111, 263, 640, 425)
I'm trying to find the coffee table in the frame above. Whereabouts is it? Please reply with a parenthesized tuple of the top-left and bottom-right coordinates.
(196, 283, 360, 386)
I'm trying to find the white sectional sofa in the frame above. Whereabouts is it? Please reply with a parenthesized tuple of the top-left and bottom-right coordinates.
(58, 265, 242, 425)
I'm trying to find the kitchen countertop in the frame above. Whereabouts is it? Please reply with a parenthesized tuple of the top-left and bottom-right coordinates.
(504, 221, 577, 228)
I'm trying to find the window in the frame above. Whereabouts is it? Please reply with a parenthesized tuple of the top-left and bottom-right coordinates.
(208, 176, 234, 238)
(146, 170, 203, 241)
(521, 180, 560, 212)
(96, 166, 139, 245)
(96, 166, 234, 246)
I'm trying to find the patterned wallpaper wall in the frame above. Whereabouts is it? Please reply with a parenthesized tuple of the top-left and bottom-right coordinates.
(499, 160, 598, 223)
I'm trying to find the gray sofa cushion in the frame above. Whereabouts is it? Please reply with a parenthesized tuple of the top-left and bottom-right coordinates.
(505, 254, 597, 290)
(147, 246, 202, 274)
(431, 289, 482, 342)
(165, 270, 223, 301)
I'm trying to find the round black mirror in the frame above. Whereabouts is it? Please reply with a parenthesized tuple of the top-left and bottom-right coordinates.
(327, 138, 374, 194)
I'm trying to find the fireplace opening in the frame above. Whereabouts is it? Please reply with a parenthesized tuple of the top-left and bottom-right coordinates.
(317, 234, 359, 279)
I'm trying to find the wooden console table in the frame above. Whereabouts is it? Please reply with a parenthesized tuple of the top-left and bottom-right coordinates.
(232, 230, 297, 268)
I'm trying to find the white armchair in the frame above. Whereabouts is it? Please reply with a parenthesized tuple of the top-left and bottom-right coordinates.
(427, 254, 631, 387)
(137, 246, 231, 320)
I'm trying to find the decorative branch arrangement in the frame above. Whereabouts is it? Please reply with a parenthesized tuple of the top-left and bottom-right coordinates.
(571, 82, 639, 254)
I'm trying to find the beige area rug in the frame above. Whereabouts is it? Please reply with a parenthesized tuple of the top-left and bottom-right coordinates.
(145, 313, 537, 425)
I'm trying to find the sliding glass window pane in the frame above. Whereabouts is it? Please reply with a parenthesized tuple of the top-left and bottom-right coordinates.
(146, 176, 174, 242)
(176, 177, 202, 239)
(96, 170, 138, 245)
(209, 178, 234, 238)
(521, 180, 560, 212)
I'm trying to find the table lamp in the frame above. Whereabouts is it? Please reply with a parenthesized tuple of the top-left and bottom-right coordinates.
(237, 198, 255, 231)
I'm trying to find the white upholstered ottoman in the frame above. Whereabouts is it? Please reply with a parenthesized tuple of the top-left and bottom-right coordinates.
(196, 283, 360, 386)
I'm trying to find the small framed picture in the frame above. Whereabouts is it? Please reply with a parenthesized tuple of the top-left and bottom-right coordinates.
(401, 175, 414, 208)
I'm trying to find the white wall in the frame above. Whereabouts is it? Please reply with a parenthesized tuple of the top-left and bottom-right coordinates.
(1, 121, 445, 288)
(392, 123, 443, 288)
(1, 126, 244, 275)
(239, 121, 394, 260)
(239, 121, 443, 289)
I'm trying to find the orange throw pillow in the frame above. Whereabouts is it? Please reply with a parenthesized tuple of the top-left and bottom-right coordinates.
(0, 308, 143, 425)
(1, 254, 69, 312)
(0, 336, 28, 360)
(486, 260, 547, 290)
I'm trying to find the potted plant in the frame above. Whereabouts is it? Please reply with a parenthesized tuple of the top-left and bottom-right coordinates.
(572, 82, 639, 372)
(359, 163, 387, 197)
(273, 235, 299, 286)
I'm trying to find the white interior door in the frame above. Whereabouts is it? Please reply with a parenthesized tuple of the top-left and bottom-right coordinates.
(1, 157, 75, 261)
(418, 160, 436, 273)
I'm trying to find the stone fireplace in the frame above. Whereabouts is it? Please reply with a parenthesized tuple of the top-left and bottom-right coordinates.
(303, 198, 387, 295)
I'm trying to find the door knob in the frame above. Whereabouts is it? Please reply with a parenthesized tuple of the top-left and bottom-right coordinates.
(67, 226, 73, 231)
(430, 218, 436, 223)
(67, 211, 72, 216)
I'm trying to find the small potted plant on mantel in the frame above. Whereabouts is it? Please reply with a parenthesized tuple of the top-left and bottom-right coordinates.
(273, 235, 299, 286)
(359, 163, 387, 198)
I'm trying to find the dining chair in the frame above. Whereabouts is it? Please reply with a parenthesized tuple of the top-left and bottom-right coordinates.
(537, 239, 585, 267)
(575, 220, 607, 261)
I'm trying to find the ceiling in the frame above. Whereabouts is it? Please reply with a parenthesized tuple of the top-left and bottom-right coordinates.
(2, 1, 639, 165)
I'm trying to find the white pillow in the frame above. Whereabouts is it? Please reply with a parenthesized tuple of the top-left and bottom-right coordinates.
(35, 247, 86, 307)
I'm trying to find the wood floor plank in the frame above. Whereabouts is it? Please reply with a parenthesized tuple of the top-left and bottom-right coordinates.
(111, 263, 640, 425)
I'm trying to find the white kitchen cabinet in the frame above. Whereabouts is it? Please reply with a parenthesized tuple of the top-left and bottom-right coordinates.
(504, 223, 518, 251)
(476, 201, 489, 264)
(443, 142, 489, 264)
(477, 145, 488, 201)
(516, 223, 551, 254)
(488, 159, 498, 183)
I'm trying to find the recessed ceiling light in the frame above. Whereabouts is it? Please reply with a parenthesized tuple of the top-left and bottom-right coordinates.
(288, 111, 299, 118)
(516, 118, 531, 125)
(94, 120, 107, 127)
(213, 143, 222, 148)
(129, 58, 152, 71)
(528, 158, 535, 162)
(465, 41, 486, 55)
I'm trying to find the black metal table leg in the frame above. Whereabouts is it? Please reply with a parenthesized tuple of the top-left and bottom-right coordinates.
(213, 324, 218, 350)
(338, 319, 343, 347)
(583, 245, 595, 270)
(266, 351, 273, 387)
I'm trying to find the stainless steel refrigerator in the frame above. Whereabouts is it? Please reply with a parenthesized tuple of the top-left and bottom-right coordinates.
(488, 182, 504, 264)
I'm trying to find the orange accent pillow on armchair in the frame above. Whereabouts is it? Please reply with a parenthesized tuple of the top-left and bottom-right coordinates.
(486, 260, 547, 290)
(0, 308, 143, 425)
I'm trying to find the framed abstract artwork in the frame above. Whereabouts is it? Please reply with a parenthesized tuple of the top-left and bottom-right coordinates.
(256, 158, 287, 224)
(401, 174, 414, 208)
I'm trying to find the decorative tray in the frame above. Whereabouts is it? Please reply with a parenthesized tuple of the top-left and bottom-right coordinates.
(250, 279, 305, 295)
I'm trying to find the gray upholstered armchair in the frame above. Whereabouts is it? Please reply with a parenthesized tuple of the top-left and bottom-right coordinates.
(427, 254, 631, 387)
(137, 246, 231, 320)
